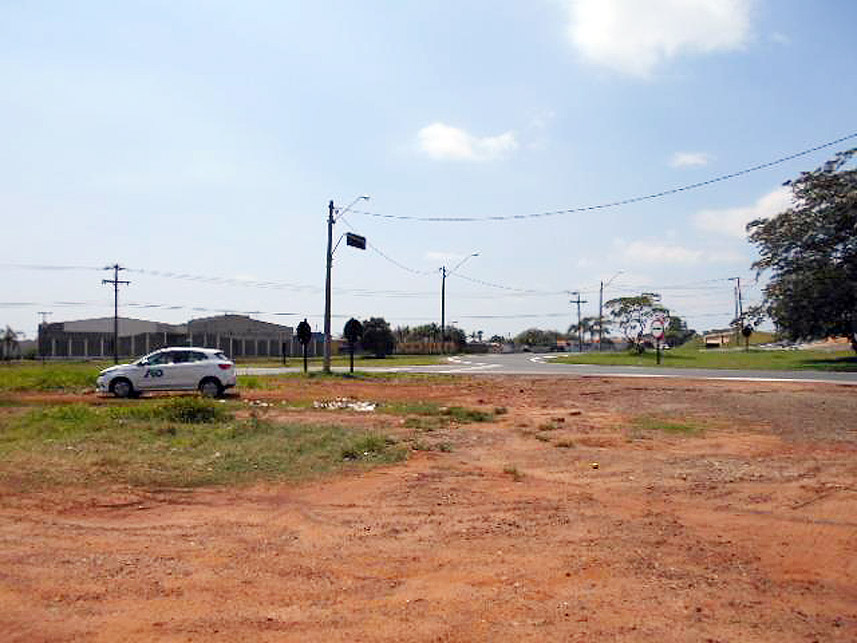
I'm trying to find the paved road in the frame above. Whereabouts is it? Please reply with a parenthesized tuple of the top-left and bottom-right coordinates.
(240, 352, 857, 386)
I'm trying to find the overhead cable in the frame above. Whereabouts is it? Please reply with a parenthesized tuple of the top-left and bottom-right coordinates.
(349, 132, 857, 222)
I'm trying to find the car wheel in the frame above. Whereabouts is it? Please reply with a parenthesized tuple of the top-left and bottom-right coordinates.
(199, 378, 223, 398)
(111, 378, 134, 399)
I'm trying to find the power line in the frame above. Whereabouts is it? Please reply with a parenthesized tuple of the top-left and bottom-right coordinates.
(349, 132, 857, 222)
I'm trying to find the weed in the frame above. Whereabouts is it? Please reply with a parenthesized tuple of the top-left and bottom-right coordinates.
(341, 433, 403, 461)
(493, 406, 508, 416)
(554, 439, 576, 448)
(537, 421, 561, 431)
(0, 403, 405, 489)
(535, 433, 552, 442)
(155, 397, 230, 424)
(503, 464, 524, 482)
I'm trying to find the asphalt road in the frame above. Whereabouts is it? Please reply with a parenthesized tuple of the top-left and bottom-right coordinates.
(240, 352, 857, 386)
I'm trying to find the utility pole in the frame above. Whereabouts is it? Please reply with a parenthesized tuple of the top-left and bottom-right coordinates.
(439, 253, 478, 356)
(102, 264, 130, 364)
(570, 291, 587, 353)
(597, 271, 623, 352)
(729, 277, 743, 346)
(440, 266, 447, 355)
(598, 281, 604, 352)
(37, 311, 51, 363)
(323, 196, 369, 374)
(323, 200, 335, 373)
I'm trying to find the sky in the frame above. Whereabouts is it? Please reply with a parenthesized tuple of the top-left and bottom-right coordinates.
(2, 0, 856, 342)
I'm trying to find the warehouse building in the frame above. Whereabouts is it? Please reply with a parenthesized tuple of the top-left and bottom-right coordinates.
(38, 315, 297, 359)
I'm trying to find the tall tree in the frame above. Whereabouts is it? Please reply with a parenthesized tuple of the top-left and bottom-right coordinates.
(664, 316, 695, 347)
(605, 294, 668, 353)
(361, 317, 396, 358)
(747, 149, 857, 351)
(1, 326, 19, 360)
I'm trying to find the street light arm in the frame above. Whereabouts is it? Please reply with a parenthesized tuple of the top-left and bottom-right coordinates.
(604, 270, 624, 288)
(449, 252, 479, 275)
(333, 195, 370, 223)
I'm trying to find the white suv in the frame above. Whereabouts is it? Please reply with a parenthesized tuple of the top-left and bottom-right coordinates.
(96, 347, 237, 398)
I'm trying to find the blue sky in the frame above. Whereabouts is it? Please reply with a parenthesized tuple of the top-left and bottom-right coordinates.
(2, 0, 855, 341)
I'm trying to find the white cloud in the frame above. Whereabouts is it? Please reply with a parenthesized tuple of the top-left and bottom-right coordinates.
(565, 0, 752, 77)
(694, 186, 792, 238)
(769, 31, 791, 46)
(670, 151, 711, 168)
(417, 123, 518, 162)
(614, 239, 743, 265)
(621, 240, 704, 264)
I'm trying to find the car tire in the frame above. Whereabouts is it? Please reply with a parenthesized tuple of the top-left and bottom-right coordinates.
(199, 377, 223, 398)
(111, 378, 134, 399)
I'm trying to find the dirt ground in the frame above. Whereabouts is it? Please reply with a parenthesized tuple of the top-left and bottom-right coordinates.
(1, 375, 856, 642)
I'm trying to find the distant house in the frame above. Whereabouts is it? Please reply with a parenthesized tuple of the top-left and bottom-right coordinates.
(703, 329, 735, 348)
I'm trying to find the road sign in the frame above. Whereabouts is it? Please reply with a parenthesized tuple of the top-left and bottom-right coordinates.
(296, 319, 312, 345)
(346, 233, 366, 249)
(650, 318, 665, 340)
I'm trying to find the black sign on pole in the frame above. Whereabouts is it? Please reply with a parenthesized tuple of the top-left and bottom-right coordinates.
(296, 319, 312, 373)
(346, 233, 367, 250)
(742, 324, 753, 352)
(343, 318, 363, 374)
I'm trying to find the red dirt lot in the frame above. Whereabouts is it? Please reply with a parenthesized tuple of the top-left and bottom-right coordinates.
(1, 375, 856, 642)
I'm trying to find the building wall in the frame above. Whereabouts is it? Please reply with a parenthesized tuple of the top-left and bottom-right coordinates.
(38, 315, 297, 359)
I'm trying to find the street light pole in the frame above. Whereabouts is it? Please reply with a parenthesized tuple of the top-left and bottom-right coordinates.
(598, 270, 623, 352)
(440, 266, 447, 355)
(440, 252, 478, 355)
(323, 201, 335, 373)
(323, 195, 369, 374)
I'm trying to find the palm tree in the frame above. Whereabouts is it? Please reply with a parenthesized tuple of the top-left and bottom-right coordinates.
(1, 326, 19, 361)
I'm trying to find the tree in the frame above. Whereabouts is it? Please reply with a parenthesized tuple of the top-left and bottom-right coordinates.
(664, 316, 696, 347)
(444, 326, 467, 350)
(605, 294, 669, 353)
(1, 326, 18, 361)
(361, 317, 396, 358)
(747, 149, 857, 351)
(567, 316, 600, 345)
(514, 328, 563, 347)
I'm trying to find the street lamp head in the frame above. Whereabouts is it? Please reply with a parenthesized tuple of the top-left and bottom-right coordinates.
(360, 195, 370, 201)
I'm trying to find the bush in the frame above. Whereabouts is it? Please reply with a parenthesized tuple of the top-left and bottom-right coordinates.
(155, 397, 228, 424)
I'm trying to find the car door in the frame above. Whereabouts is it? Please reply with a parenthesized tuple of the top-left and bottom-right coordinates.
(138, 350, 173, 390)
(179, 350, 211, 389)
(167, 350, 203, 390)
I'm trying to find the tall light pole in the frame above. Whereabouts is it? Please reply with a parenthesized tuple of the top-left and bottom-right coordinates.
(37, 311, 51, 363)
(598, 270, 623, 352)
(728, 276, 743, 346)
(570, 291, 587, 353)
(324, 195, 369, 373)
(440, 252, 478, 354)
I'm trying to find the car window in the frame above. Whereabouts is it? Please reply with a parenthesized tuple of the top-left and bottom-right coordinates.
(171, 351, 189, 364)
(146, 351, 173, 365)
(187, 351, 207, 362)
(214, 352, 229, 361)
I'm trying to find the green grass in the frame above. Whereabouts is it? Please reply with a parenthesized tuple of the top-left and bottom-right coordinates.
(0, 399, 406, 489)
(0, 362, 105, 392)
(631, 415, 704, 436)
(552, 343, 857, 371)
